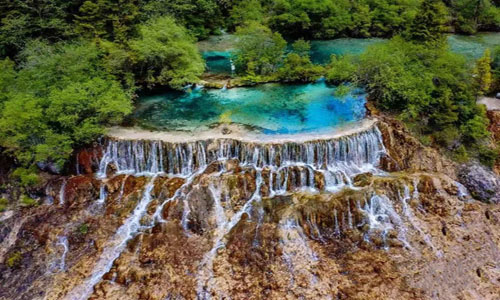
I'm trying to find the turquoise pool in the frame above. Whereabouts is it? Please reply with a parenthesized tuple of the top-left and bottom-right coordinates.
(134, 81, 366, 134)
(202, 33, 500, 74)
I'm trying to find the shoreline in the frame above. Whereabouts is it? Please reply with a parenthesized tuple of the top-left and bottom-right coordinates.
(106, 118, 378, 144)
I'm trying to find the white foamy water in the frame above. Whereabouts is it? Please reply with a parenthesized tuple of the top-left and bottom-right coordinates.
(59, 180, 67, 205)
(279, 218, 320, 290)
(400, 182, 441, 256)
(97, 184, 107, 204)
(64, 177, 157, 300)
(196, 171, 263, 299)
(361, 194, 411, 250)
(57, 236, 69, 271)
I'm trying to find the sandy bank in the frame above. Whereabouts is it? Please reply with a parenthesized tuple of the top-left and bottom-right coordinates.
(106, 118, 378, 143)
(478, 96, 500, 111)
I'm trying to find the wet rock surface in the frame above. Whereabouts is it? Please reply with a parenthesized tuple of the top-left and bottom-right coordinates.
(0, 121, 499, 300)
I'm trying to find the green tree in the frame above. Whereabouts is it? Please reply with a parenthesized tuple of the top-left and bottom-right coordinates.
(334, 37, 491, 156)
(0, 0, 73, 56)
(0, 59, 15, 104)
(228, 0, 264, 29)
(128, 16, 204, 89)
(326, 55, 357, 84)
(291, 39, 311, 57)
(404, 0, 449, 44)
(139, 0, 223, 39)
(0, 40, 132, 171)
(279, 53, 323, 82)
(474, 48, 492, 95)
(74, 0, 140, 42)
(234, 22, 286, 76)
(452, 0, 500, 33)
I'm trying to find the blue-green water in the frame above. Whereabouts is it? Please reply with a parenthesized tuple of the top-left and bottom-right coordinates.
(202, 33, 500, 74)
(447, 33, 500, 60)
(308, 38, 384, 65)
(134, 81, 366, 134)
(203, 51, 234, 74)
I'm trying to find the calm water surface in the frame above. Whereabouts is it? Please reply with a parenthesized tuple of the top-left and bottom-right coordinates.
(134, 81, 366, 134)
(202, 33, 500, 74)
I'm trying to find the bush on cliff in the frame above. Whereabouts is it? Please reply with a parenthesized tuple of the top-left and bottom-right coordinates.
(0, 197, 8, 212)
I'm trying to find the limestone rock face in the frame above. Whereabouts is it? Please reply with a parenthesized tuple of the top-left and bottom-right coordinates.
(485, 110, 500, 175)
(459, 163, 500, 203)
(486, 110, 500, 141)
(0, 119, 499, 300)
(377, 118, 457, 177)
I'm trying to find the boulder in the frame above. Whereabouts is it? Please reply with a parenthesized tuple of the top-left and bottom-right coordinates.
(458, 163, 500, 203)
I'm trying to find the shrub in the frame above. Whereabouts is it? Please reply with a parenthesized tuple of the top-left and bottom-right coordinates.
(78, 223, 89, 235)
(477, 145, 499, 168)
(6, 251, 22, 268)
(12, 168, 40, 187)
(326, 55, 357, 84)
(20, 195, 38, 207)
(0, 197, 8, 212)
(453, 145, 469, 163)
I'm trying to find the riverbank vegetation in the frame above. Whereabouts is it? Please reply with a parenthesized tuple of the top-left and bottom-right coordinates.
(0, 0, 498, 183)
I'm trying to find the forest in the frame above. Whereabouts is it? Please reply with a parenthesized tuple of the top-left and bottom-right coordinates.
(0, 0, 499, 184)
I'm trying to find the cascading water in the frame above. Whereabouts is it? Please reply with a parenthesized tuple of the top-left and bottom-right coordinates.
(59, 180, 67, 205)
(279, 218, 321, 289)
(97, 184, 107, 204)
(64, 177, 157, 300)
(196, 170, 264, 298)
(66, 124, 433, 300)
(360, 194, 411, 250)
(97, 125, 386, 192)
(57, 236, 69, 271)
(399, 182, 441, 256)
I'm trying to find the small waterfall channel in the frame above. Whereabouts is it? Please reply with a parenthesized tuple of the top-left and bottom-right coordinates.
(63, 123, 445, 299)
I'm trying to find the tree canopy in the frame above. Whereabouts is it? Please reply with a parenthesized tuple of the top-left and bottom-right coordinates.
(0, 41, 132, 171)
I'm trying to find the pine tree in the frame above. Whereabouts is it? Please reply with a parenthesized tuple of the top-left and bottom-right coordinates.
(474, 48, 492, 95)
(74, 0, 139, 42)
(404, 0, 449, 44)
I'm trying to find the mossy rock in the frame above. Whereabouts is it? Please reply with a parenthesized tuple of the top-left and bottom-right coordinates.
(353, 173, 373, 187)
(6, 251, 22, 268)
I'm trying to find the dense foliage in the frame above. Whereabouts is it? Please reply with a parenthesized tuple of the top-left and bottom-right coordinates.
(0, 41, 133, 171)
(128, 16, 204, 89)
(0, 0, 498, 181)
(1, 0, 498, 58)
(0, 12, 204, 176)
(233, 22, 287, 77)
(326, 37, 496, 164)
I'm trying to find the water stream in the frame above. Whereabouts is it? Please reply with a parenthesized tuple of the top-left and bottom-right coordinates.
(64, 177, 157, 300)
(62, 122, 454, 299)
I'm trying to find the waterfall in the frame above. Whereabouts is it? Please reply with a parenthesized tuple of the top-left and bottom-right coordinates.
(97, 125, 385, 190)
(59, 180, 67, 206)
(57, 236, 69, 271)
(360, 194, 411, 250)
(399, 182, 441, 256)
(230, 58, 235, 76)
(98, 184, 107, 204)
(117, 175, 129, 202)
(454, 181, 471, 201)
(196, 170, 263, 298)
(64, 177, 157, 300)
(279, 218, 320, 290)
(80, 124, 391, 298)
